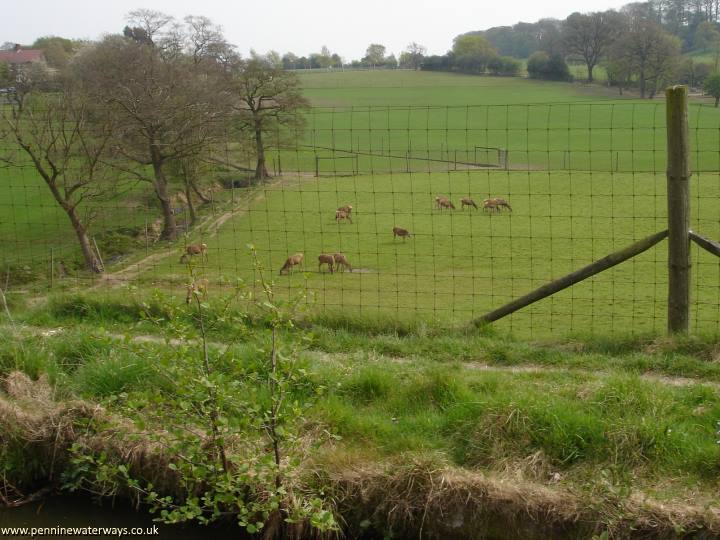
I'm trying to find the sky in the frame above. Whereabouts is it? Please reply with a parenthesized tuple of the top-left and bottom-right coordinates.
(1, 0, 631, 60)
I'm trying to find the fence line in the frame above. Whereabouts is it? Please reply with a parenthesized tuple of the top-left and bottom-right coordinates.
(2, 95, 720, 336)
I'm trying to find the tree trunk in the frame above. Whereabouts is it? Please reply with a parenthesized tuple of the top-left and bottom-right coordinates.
(43, 180, 103, 274)
(639, 70, 646, 99)
(184, 175, 197, 226)
(587, 63, 594, 83)
(190, 177, 211, 204)
(65, 204, 103, 273)
(151, 153, 177, 240)
(715, 96, 719, 107)
(254, 117, 269, 181)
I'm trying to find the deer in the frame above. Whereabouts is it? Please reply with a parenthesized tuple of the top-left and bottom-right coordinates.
(335, 209, 353, 224)
(393, 226, 411, 241)
(337, 204, 353, 216)
(435, 196, 455, 210)
(333, 252, 353, 272)
(185, 278, 209, 304)
(492, 197, 512, 212)
(461, 197, 478, 210)
(180, 243, 208, 263)
(318, 253, 335, 273)
(482, 198, 499, 213)
(279, 253, 304, 275)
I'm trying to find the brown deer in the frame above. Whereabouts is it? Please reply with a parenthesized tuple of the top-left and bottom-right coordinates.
(482, 198, 499, 213)
(185, 278, 209, 304)
(279, 253, 304, 275)
(335, 209, 353, 224)
(393, 226, 411, 241)
(180, 243, 208, 263)
(337, 204, 353, 215)
(318, 253, 335, 273)
(333, 252, 352, 272)
(435, 196, 455, 210)
(492, 197, 512, 212)
(461, 197, 478, 210)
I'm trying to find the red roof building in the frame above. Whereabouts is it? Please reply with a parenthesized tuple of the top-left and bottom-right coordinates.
(0, 44, 45, 65)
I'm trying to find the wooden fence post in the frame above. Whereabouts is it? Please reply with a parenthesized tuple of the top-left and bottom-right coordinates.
(666, 85, 691, 334)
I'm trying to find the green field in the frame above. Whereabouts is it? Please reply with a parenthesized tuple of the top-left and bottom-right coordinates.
(4, 70, 720, 336)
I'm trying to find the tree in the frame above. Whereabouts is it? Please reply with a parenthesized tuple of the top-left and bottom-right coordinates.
(452, 34, 498, 73)
(32, 36, 77, 70)
(73, 23, 231, 240)
(230, 58, 309, 181)
(0, 85, 117, 273)
(604, 53, 634, 94)
(183, 15, 235, 69)
(0, 62, 9, 86)
(536, 18, 564, 55)
(609, 14, 681, 98)
(704, 73, 720, 106)
(282, 52, 299, 70)
(694, 20, 720, 51)
(402, 42, 427, 70)
(364, 43, 386, 67)
(562, 11, 620, 82)
(384, 54, 398, 69)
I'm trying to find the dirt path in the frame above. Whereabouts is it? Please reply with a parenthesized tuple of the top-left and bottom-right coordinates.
(91, 173, 324, 289)
(92, 198, 256, 289)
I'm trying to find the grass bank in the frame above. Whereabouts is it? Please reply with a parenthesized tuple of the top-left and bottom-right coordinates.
(1, 296, 720, 538)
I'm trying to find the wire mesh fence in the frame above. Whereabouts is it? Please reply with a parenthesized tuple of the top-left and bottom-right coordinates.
(2, 100, 720, 337)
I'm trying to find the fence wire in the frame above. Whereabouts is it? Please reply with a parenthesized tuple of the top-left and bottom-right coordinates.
(2, 102, 720, 337)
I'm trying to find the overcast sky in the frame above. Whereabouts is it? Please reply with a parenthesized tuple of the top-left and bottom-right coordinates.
(2, 0, 630, 59)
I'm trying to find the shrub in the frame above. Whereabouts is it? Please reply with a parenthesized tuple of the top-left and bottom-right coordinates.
(488, 56, 521, 76)
(704, 73, 720, 106)
(527, 51, 572, 81)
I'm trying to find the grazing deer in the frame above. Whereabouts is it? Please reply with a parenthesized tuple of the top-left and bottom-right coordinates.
(279, 253, 304, 275)
(492, 197, 512, 212)
(482, 198, 499, 213)
(435, 196, 455, 210)
(186, 278, 209, 304)
(318, 253, 335, 273)
(337, 204, 353, 216)
(393, 226, 411, 241)
(461, 197, 478, 210)
(180, 243, 208, 263)
(335, 209, 353, 224)
(333, 252, 352, 272)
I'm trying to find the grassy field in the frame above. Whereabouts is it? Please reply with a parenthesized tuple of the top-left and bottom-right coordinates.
(3, 70, 720, 336)
(123, 166, 720, 336)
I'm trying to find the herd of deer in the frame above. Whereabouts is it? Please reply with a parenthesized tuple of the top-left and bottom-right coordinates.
(279, 195, 512, 275)
(178, 194, 512, 290)
(435, 196, 512, 213)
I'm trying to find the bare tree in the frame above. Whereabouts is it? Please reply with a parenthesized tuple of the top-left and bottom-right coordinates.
(72, 33, 231, 240)
(229, 57, 308, 181)
(0, 87, 117, 273)
(125, 9, 174, 44)
(562, 11, 621, 82)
